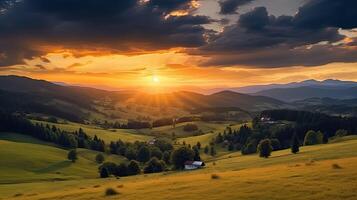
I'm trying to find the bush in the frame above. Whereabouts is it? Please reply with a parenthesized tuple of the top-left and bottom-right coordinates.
(335, 129, 348, 137)
(105, 188, 119, 196)
(115, 163, 128, 177)
(211, 174, 220, 179)
(270, 138, 281, 151)
(171, 146, 194, 169)
(99, 162, 117, 175)
(241, 141, 257, 155)
(150, 147, 163, 160)
(95, 153, 105, 164)
(127, 160, 141, 176)
(183, 123, 198, 132)
(291, 134, 300, 154)
(137, 146, 151, 163)
(163, 151, 171, 164)
(125, 147, 137, 161)
(144, 157, 166, 174)
(100, 167, 109, 178)
(258, 139, 272, 158)
(67, 149, 77, 162)
(304, 130, 323, 146)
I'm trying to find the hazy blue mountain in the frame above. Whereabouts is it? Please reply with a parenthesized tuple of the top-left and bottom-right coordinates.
(218, 79, 357, 94)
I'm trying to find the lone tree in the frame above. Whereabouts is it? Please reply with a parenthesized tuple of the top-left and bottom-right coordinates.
(67, 149, 78, 162)
(100, 167, 109, 178)
(258, 139, 272, 158)
(304, 130, 323, 146)
(137, 146, 151, 163)
(127, 160, 141, 176)
(291, 134, 300, 154)
(95, 153, 105, 164)
(143, 157, 166, 174)
(171, 146, 194, 169)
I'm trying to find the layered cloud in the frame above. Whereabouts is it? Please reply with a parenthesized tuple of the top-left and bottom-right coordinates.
(0, 0, 357, 69)
(197, 0, 357, 67)
(0, 0, 210, 66)
(219, 0, 254, 14)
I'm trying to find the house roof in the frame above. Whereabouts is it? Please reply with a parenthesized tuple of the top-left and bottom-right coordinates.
(184, 161, 204, 166)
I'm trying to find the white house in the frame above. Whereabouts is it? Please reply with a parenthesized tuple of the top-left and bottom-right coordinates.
(184, 161, 205, 170)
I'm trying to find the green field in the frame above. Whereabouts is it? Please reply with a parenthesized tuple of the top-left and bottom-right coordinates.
(32, 120, 153, 143)
(0, 133, 126, 184)
(1, 133, 357, 200)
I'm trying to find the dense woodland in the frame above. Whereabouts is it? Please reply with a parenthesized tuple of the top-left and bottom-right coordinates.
(211, 110, 357, 155)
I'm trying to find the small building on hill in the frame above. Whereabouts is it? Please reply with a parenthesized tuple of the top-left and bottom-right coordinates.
(184, 161, 205, 170)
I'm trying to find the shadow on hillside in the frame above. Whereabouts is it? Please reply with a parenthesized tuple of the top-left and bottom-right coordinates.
(34, 161, 72, 174)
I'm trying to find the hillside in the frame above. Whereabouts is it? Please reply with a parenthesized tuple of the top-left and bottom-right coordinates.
(254, 86, 357, 102)
(218, 79, 357, 94)
(0, 76, 289, 123)
(0, 132, 126, 184)
(1, 136, 356, 199)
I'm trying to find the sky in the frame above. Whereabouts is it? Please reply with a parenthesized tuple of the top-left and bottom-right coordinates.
(0, 0, 357, 92)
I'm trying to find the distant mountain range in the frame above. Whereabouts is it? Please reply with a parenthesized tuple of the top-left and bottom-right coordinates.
(0, 75, 290, 122)
(210, 79, 357, 94)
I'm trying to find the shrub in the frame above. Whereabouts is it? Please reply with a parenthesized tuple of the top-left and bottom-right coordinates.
(150, 147, 163, 160)
(99, 162, 117, 175)
(171, 146, 194, 169)
(105, 188, 119, 196)
(211, 174, 220, 179)
(144, 157, 166, 173)
(204, 146, 209, 154)
(100, 167, 109, 178)
(95, 153, 105, 164)
(291, 134, 300, 154)
(137, 146, 151, 163)
(258, 139, 272, 158)
(270, 139, 281, 151)
(335, 129, 348, 137)
(67, 149, 77, 162)
(210, 146, 216, 156)
(163, 151, 171, 164)
(304, 130, 323, 146)
(183, 123, 198, 132)
(125, 147, 137, 161)
(115, 163, 128, 177)
(127, 160, 141, 176)
(241, 141, 257, 155)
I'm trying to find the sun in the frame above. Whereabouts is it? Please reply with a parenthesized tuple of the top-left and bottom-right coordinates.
(152, 75, 160, 83)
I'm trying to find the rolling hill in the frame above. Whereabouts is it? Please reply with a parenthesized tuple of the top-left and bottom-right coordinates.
(0, 76, 290, 123)
(254, 86, 357, 102)
(1, 134, 356, 200)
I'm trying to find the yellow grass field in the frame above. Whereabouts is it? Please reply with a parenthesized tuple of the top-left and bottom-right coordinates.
(1, 136, 357, 200)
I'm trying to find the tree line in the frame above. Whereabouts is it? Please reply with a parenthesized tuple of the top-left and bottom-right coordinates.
(0, 111, 105, 151)
(210, 109, 357, 157)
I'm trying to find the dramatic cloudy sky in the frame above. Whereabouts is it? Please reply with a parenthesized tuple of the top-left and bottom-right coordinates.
(0, 0, 356, 91)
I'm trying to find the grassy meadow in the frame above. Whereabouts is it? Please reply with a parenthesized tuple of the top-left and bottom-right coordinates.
(0, 133, 357, 200)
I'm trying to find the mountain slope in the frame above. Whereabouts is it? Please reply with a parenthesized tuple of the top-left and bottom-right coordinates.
(254, 86, 357, 102)
(226, 79, 357, 94)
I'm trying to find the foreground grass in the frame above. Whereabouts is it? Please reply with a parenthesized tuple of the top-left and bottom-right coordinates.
(1, 136, 357, 200)
(0, 133, 126, 184)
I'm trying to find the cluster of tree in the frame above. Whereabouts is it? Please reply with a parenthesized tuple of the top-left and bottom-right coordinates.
(209, 109, 357, 158)
(259, 109, 357, 140)
(99, 146, 200, 178)
(99, 160, 141, 178)
(109, 139, 173, 164)
(183, 123, 198, 132)
(0, 112, 105, 151)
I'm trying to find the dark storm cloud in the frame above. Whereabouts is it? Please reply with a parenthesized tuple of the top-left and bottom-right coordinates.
(219, 0, 254, 14)
(294, 0, 357, 29)
(0, 0, 211, 66)
(196, 0, 357, 67)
